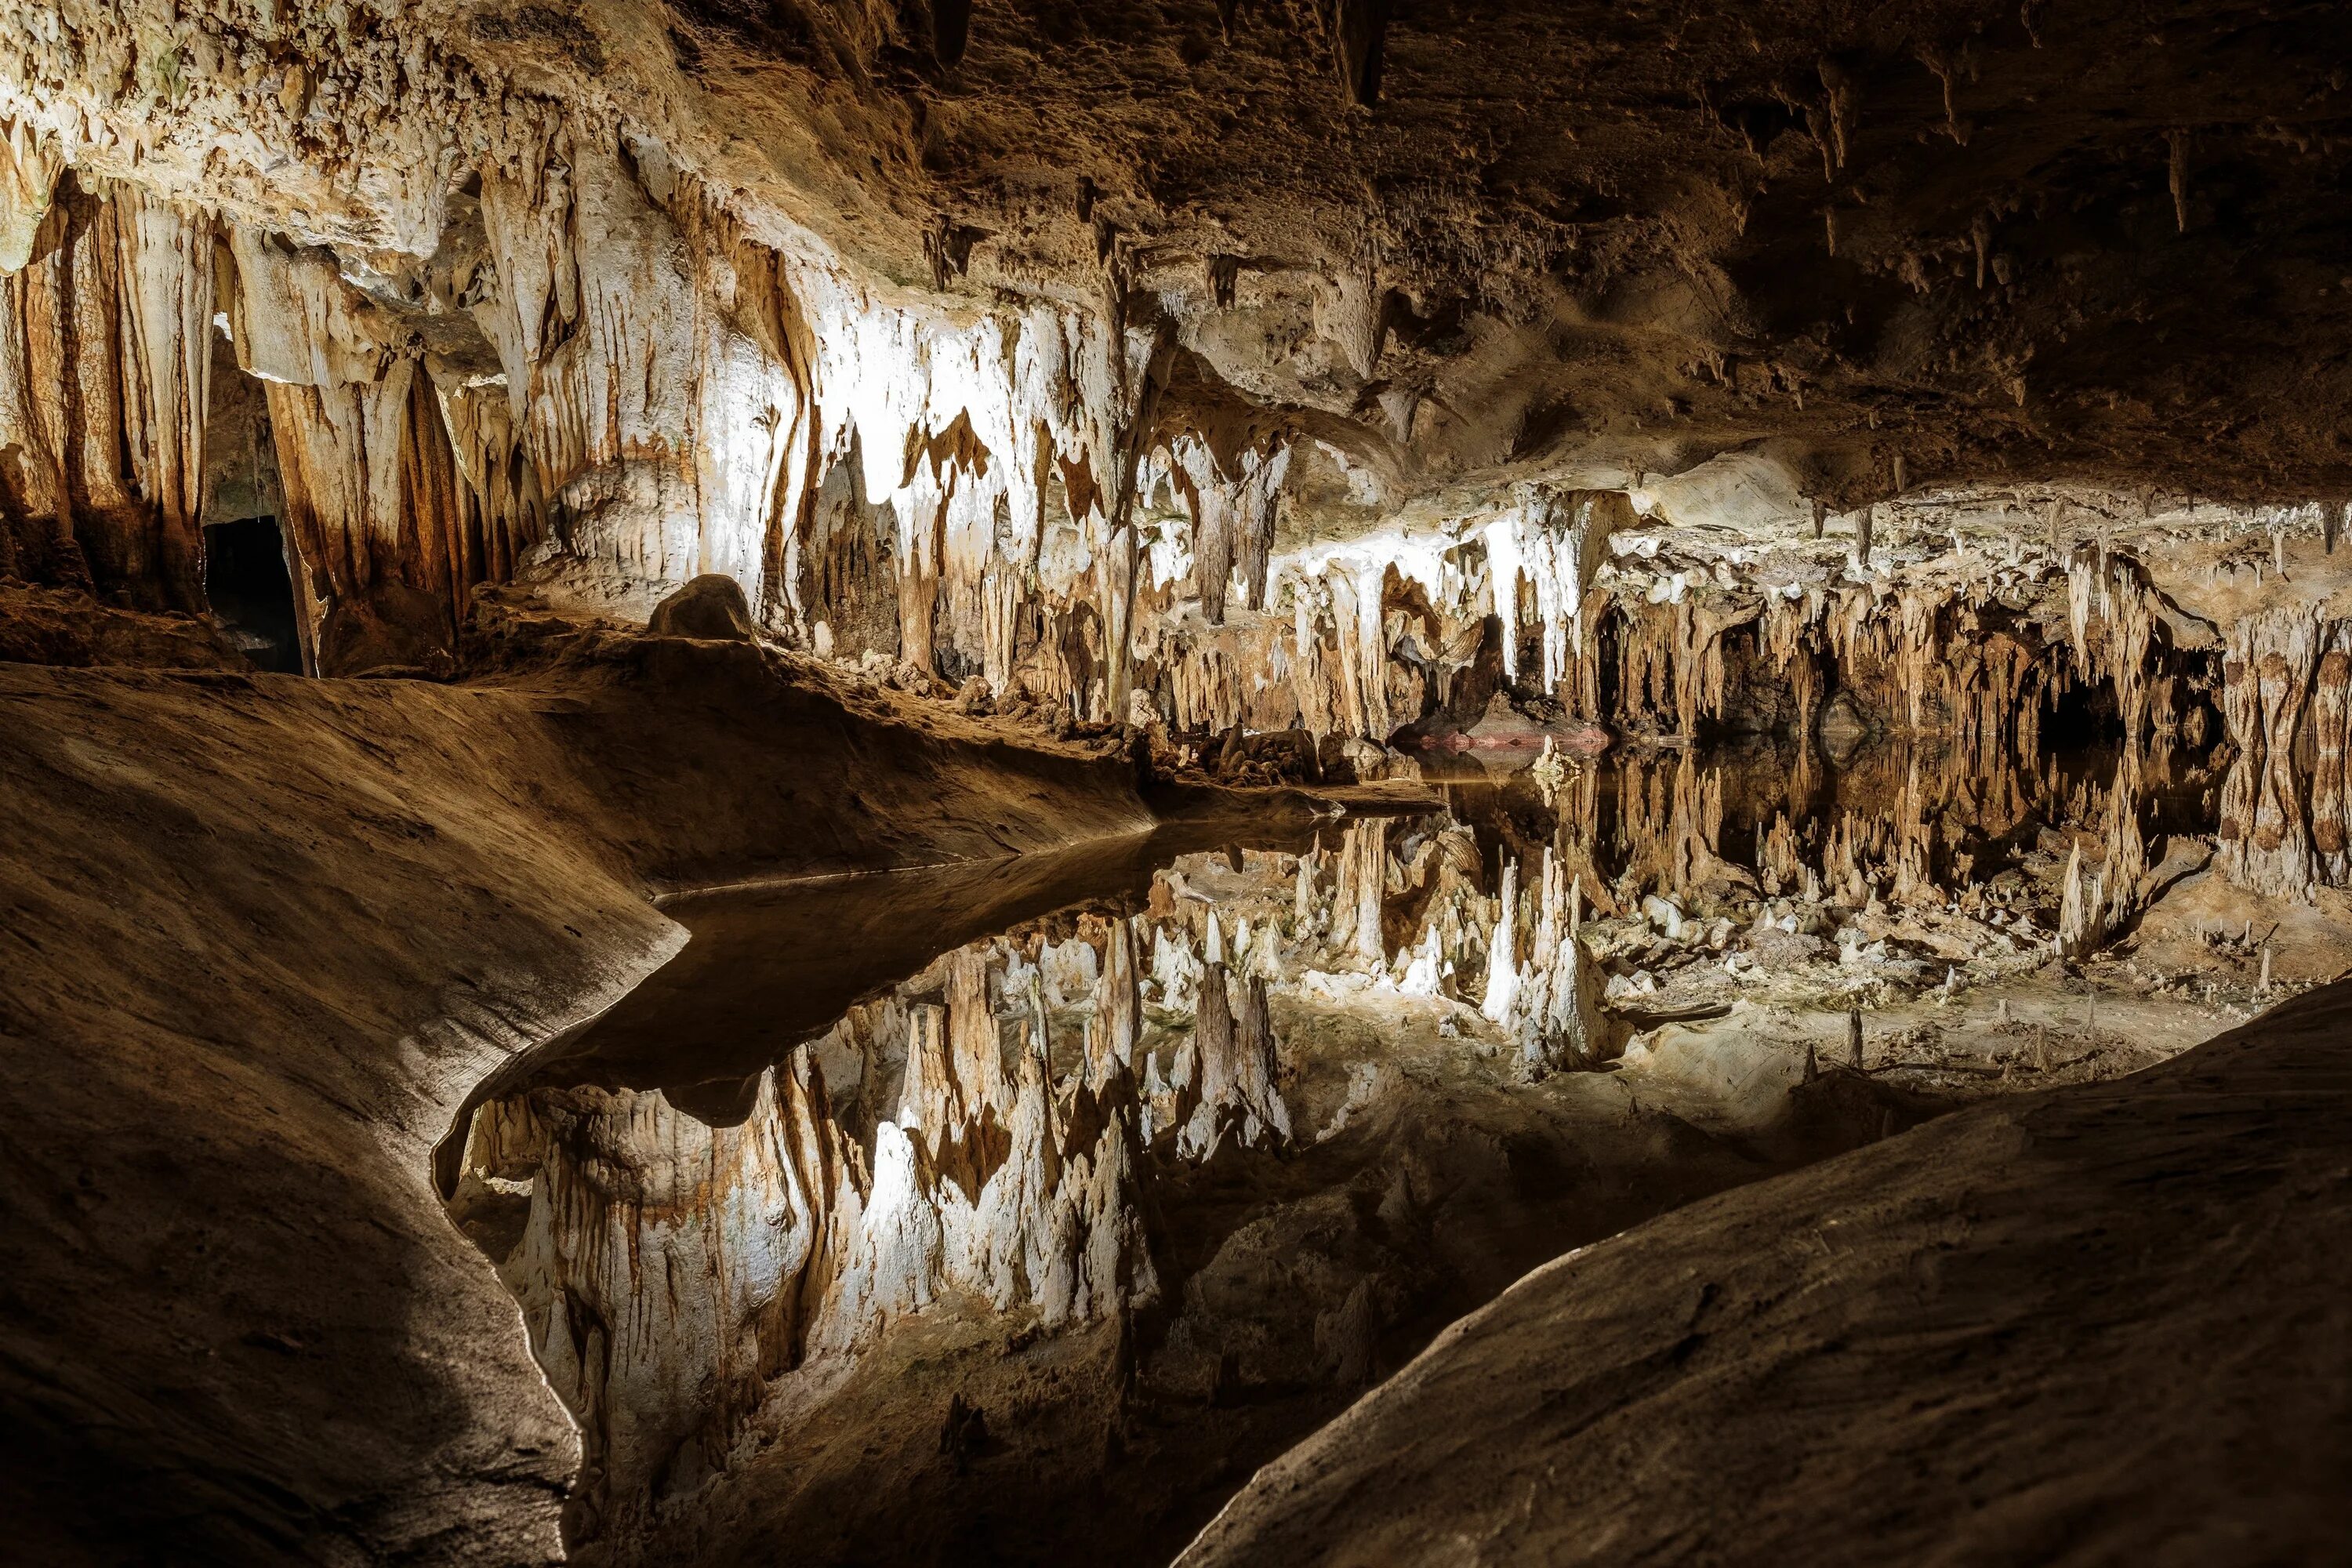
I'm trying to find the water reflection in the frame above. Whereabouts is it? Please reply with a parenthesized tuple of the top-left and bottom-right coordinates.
(442, 728, 2229, 1558)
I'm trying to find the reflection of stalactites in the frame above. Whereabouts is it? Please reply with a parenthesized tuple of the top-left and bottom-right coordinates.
(2216, 608, 2321, 901)
(1480, 858, 1520, 1025)
(1613, 751, 1737, 907)
(2056, 839, 2102, 960)
(2313, 627, 2352, 885)
(1331, 818, 1390, 966)
(2056, 744, 2150, 961)
(1889, 751, 1936, 907)
(844, 938, 1159, 1341)
(2106, 742, 2150, 933)
(1089, 916, 1141, 1088)
(1501, 849, 1604, 1076)
(469, 1048, 856, 1530)
(1294, 844, 1321, 934)
(1548, 753, 1615, 916)
(1176, 964, 1291, 1159)
(1530, 735, 1566, 808)
(949, 946, 1011, 1124)
(1758, 812, 1807, 898)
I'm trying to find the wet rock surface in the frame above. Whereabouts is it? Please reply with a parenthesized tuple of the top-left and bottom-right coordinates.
(1176, 979, 2352, 1568)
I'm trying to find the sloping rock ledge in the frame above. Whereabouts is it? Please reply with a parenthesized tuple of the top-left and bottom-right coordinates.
(1180, 978, 2352, 1567)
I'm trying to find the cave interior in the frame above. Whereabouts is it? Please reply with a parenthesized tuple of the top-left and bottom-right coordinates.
(2, 2, 2350, 1565)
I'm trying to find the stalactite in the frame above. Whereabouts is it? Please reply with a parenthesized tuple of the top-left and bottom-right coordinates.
(260, 358, 469, 671)
(1482, 491, 1624, 714)
(0, 179, 212, 610)
(2067, 549, 2159, 739)
(1171, 437, 1290, 625)
(1611, 593, 1753, 735)
(1330, 558, 1392, 740)
(1761, 591, 1826, 739)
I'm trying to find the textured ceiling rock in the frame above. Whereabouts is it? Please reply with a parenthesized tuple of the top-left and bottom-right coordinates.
(14, 2, 2352, 516)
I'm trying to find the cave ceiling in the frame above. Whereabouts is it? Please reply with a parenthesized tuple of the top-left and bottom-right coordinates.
(646, 0, 2352, 509)
(11, 0, 2352, 544)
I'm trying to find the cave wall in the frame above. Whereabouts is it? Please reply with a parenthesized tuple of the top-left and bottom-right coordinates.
(0, 179, 211, 609)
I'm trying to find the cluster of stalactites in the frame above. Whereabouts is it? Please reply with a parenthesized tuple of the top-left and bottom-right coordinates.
(0, 179, 214, 613)
(1754, 575, 2063, 755)
(1479, 849, 1604, 1076)
(1485, 528, 2160, 750)
(459, 1051, 859, 1535)
(828, 935, 1160, 1341)
(2213, 607, 2352, 902)
(1614, 594, 1751, 734)
(0, 101, 1178, 684)
(1146, 530, 1475, 740)
(1483, 493, 1624, 712)
(2067, 548, 2161, 739)
(1164, 435, 1291, 626)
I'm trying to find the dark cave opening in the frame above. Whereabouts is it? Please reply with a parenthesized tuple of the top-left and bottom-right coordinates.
(202, 517, 301, 673)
